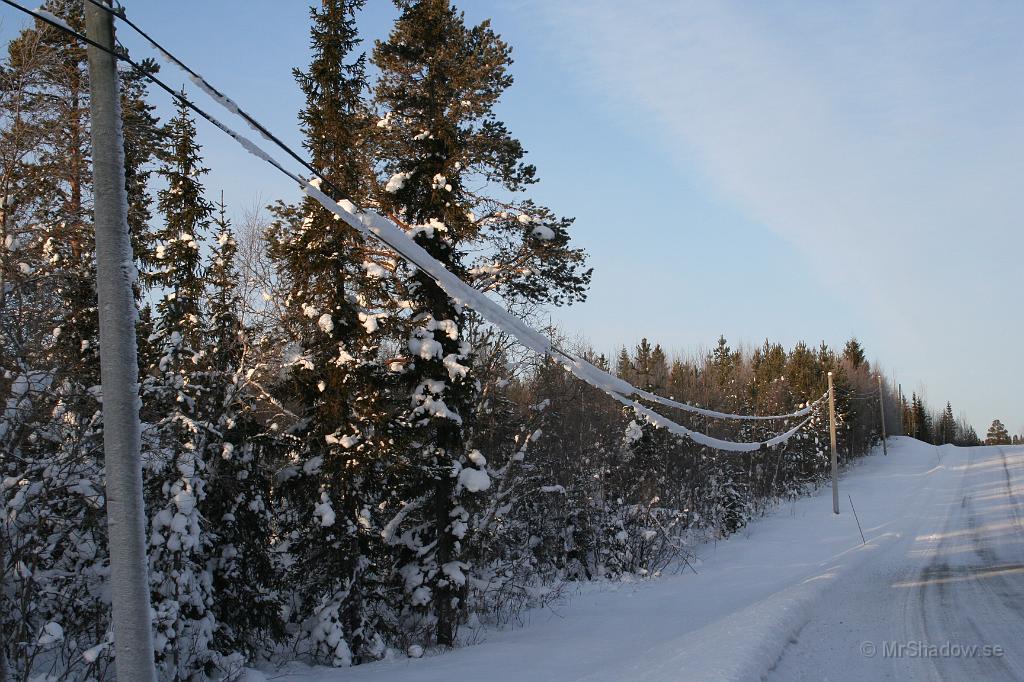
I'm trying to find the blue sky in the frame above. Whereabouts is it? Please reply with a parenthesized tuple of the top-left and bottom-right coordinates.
(1, 1, 1020, 435)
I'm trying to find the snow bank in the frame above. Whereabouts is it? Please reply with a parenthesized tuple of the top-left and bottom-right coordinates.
(260, 438, 969, 682)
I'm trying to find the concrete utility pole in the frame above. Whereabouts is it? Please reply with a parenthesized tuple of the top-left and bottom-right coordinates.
(85, 2, 157, 679)
(878, 374, 888, 456)
(828, 371, 839, 515)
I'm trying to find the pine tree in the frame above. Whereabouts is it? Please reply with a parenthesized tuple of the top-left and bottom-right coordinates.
(985, 419, 1011, 445)
(267, 0, 400, 665)
(121, 57, 167, 293)
(372, 0, 590, 646)
(625, 339, 670, 392)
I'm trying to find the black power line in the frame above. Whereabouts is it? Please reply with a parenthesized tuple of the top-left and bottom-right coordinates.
(0, 0, 343, 200)
(80, 0, 343, 200)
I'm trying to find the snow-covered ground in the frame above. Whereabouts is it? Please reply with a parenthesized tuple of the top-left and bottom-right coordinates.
(252, 438, 1024, 681)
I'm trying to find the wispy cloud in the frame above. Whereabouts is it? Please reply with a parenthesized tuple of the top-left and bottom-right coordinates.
(526, 0, 1024, 428)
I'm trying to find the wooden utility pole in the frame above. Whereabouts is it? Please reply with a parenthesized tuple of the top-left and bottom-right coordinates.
(85, 2, 157, 679)
(828, 371, 839, 515)
(877, 374, 888, 456)
(898, 383, 904, 434)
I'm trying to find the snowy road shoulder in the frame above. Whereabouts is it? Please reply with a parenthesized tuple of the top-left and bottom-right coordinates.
(252, 438, 967, 682)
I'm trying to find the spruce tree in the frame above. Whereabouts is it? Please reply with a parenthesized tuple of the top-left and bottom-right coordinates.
(786, 341, 818, 402)
(750, 340, 787, 412)
(936, 402, 957, 445)
(145, 100, 221, 678)
(615, 346, 634, 384)
(710, 335, 742, 412)
(267, 0, 400, 665)
(956, 422, 980, 446)
(842, 337, 867, 370)
(205, 198, 243, 375)
(668, 358, 696, 401)
(634, 338, 655, 389)
(372, 0, 590, 646)
(201, 197, 282, 661)
(901, 394, 913, 437)
(711, 335, 736, 386)
(649, 343, 669, 392)
(909, 393, 931, 443)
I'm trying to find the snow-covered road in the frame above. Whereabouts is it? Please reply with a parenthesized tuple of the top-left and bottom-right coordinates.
(255, 439, 1024, 682)
(768, 443, 1024, 681)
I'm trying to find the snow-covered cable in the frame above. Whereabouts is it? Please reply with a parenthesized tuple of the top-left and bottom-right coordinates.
(621, 395, 822, 452)
(20, 3, 826, 451)
(88, 2, 825, 423)
(298, 187, 820, 452)
(633, 387, 827, 420)
(141, 44, 822, 450)
(184, 111, 818, 451)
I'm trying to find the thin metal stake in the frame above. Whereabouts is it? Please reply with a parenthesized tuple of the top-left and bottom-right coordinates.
(849, 494, 866, 544)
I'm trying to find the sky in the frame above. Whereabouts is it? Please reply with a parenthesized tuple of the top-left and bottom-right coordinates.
(1, 1, 1020, 435)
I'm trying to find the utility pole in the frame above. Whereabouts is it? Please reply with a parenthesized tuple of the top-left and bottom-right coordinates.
(85, 2, 157, 680)
(877, 374, 888, 456)
(898, 383, 904, 434)
(828, 371, 839, 515)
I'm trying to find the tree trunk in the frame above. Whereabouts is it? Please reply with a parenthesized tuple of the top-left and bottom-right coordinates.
(434, 475, 456, 647)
